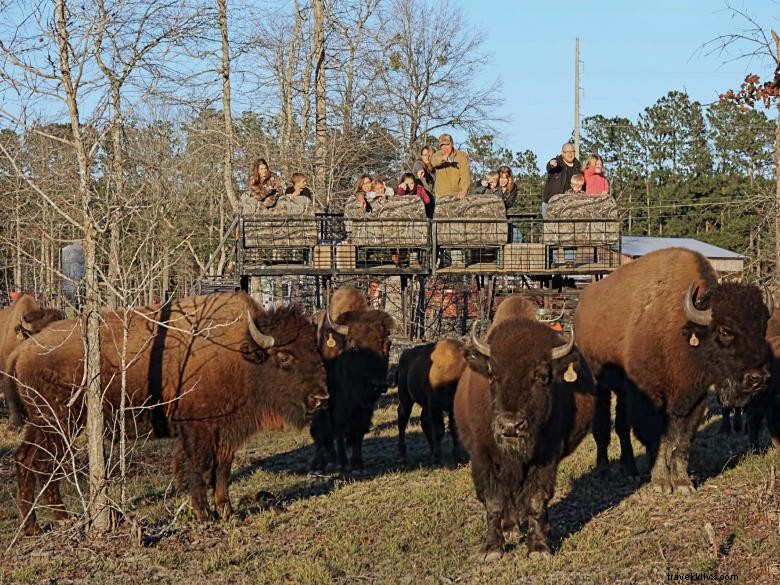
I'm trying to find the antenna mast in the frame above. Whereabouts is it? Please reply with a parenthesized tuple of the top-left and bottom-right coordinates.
(574, 37, 581, 160)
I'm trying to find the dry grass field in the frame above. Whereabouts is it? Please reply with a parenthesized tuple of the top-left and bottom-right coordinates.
(0, 391, 777, 585)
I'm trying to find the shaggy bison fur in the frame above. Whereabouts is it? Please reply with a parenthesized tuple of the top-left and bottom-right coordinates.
(574, 248, 771, 493)
(7, 292, 327, 534)
(0, 294, 64, 429)
(454, 315, 595, 559)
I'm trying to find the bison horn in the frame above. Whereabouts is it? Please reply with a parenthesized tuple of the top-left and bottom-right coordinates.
(551, 328, 575, 360)
(763, 284, 775, 316)
(470, 321, 491, 358)
(326, 307, 349, 336)
(537, 307, 564, 323)
(683, 282, 712, 326)
(20, 315, 33, 332)
(247, 310, 275, 349)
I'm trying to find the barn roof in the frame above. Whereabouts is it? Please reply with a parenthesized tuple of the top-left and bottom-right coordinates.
(620, 236, 745, 260)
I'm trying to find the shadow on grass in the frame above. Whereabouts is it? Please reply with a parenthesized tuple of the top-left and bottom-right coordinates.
(546, 414, 768, 549)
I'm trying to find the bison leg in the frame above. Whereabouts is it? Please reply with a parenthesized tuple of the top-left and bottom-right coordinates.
(213, 449, 235, 519)
(310, 411, 336, 471)
(523, 464, 556, 557)
(347, 405, 374, 470)
(171, 431, 214, 521)
(668, 399, 706, 494)
(396, 383, 414, 459)
(592, 384, 612, 471)
(719, 406, 733, 435)
(448, 413, 468, 464)
(732, 407, 743, 433)
(615, 395, 638, 477)
(766, 399, 780, 451)
(420, 405, 445, 464)
(334, 433, 349, 469)
(14, 426, 49, 535)
(651, 400, 705, 494)
(470, 455, 505, 557)
(745, 402, 765, 451)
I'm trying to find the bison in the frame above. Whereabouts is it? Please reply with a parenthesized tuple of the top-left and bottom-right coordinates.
(310, 287, 395, 471)
(395, 338, 467, 463)
(0, 294, 64, 429)
(742, 309, 780, 451)
(454, 297, 595, 559)
(574, 248, 772, 493)
(6, 292, 327, 534)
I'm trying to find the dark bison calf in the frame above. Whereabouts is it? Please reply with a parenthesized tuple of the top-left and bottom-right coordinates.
(310, 287, 395, 471)
(396, 338, 467, 463)
(455, 317, 595, 559)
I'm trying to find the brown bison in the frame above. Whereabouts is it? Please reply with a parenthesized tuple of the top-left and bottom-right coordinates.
(6, 292, 327, 534)
(396, 338, 468, 463)
(0, 294, 64, 429)
(574, 248, 772, 493)
(310, 287, 394, 471)
(454, 298, 595, 559)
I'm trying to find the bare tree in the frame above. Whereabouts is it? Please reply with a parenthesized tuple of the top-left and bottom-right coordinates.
(374, 0, 503, 155)
(704, 4, 780, 290)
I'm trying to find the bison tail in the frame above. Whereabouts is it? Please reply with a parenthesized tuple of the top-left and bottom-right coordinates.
(2, 354, 27, 431)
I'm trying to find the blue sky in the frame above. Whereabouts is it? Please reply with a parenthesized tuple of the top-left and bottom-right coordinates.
(456, 0, 780, 164)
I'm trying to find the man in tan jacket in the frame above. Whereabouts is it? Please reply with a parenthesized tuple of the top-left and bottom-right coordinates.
(431, 133, 471, 199)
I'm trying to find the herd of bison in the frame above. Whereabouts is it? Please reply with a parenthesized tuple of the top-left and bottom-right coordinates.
(1, 247, 779, 559)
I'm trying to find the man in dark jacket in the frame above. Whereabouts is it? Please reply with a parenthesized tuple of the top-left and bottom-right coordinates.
(541, 142, 581, 217)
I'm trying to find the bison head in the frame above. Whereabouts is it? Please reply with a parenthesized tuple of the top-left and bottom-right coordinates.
(682, 282, 772, 407)
(15, 308, 65, 340)
(468, 318, 584, 457)
(247, 304, 328, 427)
(330, 309, 395, 393)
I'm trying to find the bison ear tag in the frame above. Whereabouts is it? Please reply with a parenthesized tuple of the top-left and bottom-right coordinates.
(326, 333, 337, 348)
(563, 362, 578, 383)
(689, 332, 700, 347)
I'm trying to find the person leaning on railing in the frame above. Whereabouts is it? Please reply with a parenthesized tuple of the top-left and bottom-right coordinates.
(241, 157, 285, 214)
(283, 172, 313, 204)
(431, 133, 471, 199)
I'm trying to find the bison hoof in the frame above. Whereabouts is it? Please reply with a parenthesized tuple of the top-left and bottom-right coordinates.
(22, 522, 42, 536)
(481, 549, 504, 563)
(528, 549, 552, 561)
(651, 481, 673, 495)
(619, 461, 639, 480)
(672, 482, 696, 495)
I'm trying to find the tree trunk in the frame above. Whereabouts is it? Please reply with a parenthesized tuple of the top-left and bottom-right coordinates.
(55, 0, 111, 533)
(218, 0, 239, 214)
(107, 84, 123, 310)
(313, 0, 327, 209)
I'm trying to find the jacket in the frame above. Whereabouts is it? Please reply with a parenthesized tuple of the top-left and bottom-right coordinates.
(431, 149, 471, 197)
(542, 155, 581, 203)
(584, 167, 610, 195)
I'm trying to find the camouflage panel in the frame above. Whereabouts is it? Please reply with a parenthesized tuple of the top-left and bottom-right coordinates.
(344, 197, 428, 246)
(543, 194, 620, 245)
(243, 195, 318, 247)
(435, 195, 507, 246)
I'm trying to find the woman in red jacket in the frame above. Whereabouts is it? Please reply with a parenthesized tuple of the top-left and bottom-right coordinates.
(583, 154, 610, 195)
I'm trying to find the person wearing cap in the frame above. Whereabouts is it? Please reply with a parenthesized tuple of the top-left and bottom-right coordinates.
(541, 142, 581, 218)
(431, 133, 471, 199)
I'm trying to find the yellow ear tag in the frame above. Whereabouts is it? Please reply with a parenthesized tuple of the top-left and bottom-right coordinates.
(689, 332, 699, 347)
(326, 333, 337, 348)
(563, 362, 578, 383)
